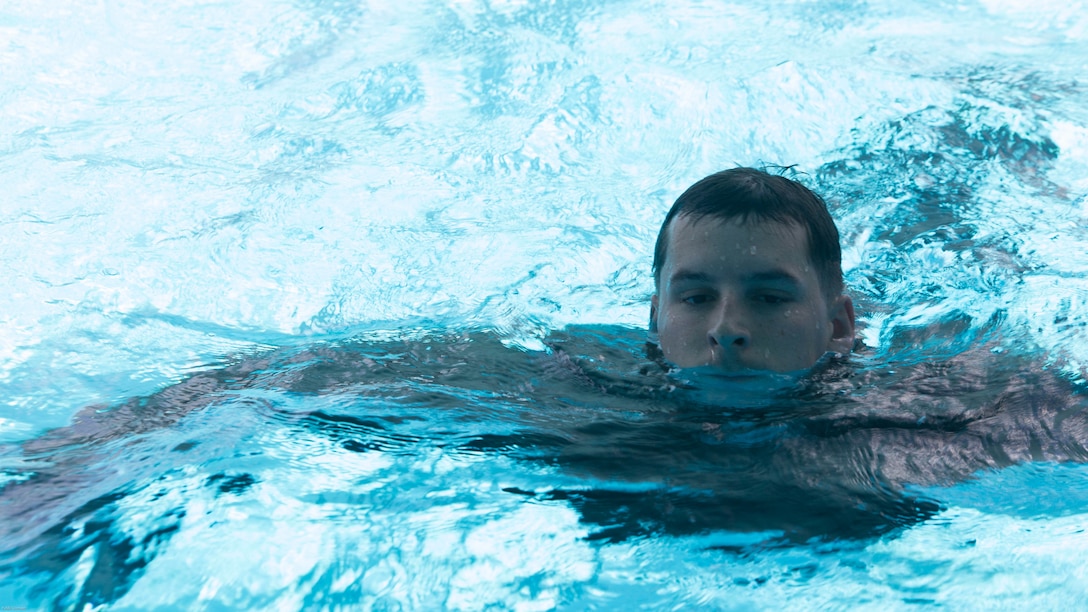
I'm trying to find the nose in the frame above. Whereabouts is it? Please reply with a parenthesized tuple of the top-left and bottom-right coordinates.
(708, 302, 750, 354)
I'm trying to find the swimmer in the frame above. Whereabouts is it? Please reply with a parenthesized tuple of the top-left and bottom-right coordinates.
(649, 167, 856, 374)
(4, 165, 1088, 556)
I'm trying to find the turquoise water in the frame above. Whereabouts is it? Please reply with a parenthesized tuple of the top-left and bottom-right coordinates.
(3, 0, 1088, 608)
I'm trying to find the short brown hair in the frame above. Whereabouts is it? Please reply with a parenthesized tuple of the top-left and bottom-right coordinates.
(652, 167, 844, 297)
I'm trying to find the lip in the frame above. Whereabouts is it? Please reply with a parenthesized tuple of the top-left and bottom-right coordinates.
(697, 362, 767, 378)
(671, 365, 806, 392)
(691, 365, 761, 381)
(674, 365, 775, 382)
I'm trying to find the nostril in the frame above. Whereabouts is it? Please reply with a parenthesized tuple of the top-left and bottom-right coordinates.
(732, 337, 746, 347)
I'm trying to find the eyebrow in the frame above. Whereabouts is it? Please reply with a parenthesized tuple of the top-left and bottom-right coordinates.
(668, 269, 803, 286)
(667, 270, 714, 284)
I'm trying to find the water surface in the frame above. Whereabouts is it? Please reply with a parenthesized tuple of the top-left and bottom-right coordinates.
(3, 0, 1088, 608)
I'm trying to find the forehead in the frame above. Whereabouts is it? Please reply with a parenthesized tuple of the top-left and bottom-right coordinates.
(663, 215, 812, 265)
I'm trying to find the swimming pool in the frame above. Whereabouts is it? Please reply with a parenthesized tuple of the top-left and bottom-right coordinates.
(3, 0, 1088, 608)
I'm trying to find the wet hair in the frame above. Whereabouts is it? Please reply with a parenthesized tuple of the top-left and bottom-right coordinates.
(652, 167, 844, 297)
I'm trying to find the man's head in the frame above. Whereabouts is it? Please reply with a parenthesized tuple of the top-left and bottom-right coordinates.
(650, 167, 855, 373)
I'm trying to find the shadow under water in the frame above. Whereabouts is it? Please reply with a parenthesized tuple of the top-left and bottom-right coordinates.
(4, 324, 1088, 608)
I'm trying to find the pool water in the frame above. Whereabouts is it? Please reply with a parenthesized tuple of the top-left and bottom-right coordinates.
(3, 0, 1088, 608)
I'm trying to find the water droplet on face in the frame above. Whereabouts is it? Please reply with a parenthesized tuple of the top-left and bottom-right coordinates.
(750, 246, 757, 254)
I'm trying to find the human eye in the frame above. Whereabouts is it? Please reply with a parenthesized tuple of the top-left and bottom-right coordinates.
(680, 292, 714, 306)
(750, 292, 793, 305)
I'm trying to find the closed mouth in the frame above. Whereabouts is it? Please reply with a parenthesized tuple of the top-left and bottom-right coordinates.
(671, 365, 806, 394)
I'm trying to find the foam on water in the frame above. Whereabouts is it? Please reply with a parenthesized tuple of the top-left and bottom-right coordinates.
(3, 0, 1088, 608)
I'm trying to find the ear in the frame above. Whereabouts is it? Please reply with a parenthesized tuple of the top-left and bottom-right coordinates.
(826, 295, 856, 355)
(649, 294, 660, 333)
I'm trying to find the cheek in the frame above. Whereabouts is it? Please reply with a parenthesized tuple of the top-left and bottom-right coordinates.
(788, 307, 824, 332)
(659, 309, 703, 345)
(660, 316, 688, 342)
